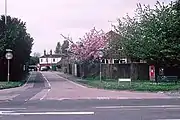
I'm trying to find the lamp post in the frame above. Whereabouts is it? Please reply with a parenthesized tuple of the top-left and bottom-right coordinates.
(5, 49, 13, 82)
(98, 49, 104, 82)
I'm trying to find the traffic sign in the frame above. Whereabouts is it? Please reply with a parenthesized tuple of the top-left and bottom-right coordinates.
(5, 52, 13, 60)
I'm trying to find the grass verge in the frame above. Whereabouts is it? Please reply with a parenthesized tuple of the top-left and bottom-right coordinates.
(0, 81, 25, 90)
(77, 78, 180, 92)
(0, 72, 29, 90)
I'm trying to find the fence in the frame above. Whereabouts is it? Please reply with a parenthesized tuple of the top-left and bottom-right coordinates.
(68, 62, 149, 80)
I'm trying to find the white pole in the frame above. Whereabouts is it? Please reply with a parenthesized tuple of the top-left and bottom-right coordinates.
(5, 0, 7, 24)
(7, 59, 10, 82)
(51, 56, 52, 71)
(5, 0, 9, 82)
(100, 59, 102, 82)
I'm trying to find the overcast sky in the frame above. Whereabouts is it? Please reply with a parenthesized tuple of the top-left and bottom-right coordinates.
(0, 0, 172, 55)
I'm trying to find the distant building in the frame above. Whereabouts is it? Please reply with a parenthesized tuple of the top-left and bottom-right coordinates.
(101, 30, 129, 64)
(39, 50, 63, 70)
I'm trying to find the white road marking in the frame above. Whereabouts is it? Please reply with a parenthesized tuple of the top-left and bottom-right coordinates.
(43, 76, 51, 87)
(97, 97, 110, 100)
(157, 119, 180, 120)
(0, 111, 14, 114)
(0, 111, 94, 116)
(95, 105, 180, 109)
(118, 108, 140, 111)
(39, 73, 51, 100)
(58, 98, 71, 101)
(165, 108, 180, 110)
(57, 97, 141, 100)
(41, 72, 51, 88)
(23, 72, 32, 87)
(0, 108, 26, 110)
(55, 74, 86, 88)
(40, 89, 51, 100)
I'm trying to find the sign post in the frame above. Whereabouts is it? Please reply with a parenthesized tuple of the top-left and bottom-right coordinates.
(5, 49, 13, 82)
(98, 50, 104, 82)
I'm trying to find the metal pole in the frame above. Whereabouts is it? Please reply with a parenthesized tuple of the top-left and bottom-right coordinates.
(5, 0, 7, 24)
(5, 0, 8, 82)
(100, 59, 102, 82)
(51, 56, 52, 71)
(7, 59, 10, 82)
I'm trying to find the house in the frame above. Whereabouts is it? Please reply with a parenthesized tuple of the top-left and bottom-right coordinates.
(56, 51, 74, 73)
(104, 30, 147, 64)
(39, 50, 63, 70)
(101, 30, 129, 64)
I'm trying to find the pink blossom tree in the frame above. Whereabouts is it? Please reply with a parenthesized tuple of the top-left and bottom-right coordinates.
(69, 28, 109, 62)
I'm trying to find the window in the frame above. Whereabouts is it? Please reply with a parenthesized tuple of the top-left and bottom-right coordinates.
(102, 59, 109, 64)
(53, 58, 55, 62)
(120, 58, 127, 63)
(118, 47, 124, 50)
(101, 59, 105, 63)
(120, 60, 125, 63)
(46, 58, 48, 62)
(114, 59, 119, 64)
(41, 59, 43, 62)
(106, 59, 108, 64)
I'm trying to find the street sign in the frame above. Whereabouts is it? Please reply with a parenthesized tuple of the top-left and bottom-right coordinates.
(6, 49, 13, 52)
(5, 49, 13, 82)
(5, 52, 13, 60)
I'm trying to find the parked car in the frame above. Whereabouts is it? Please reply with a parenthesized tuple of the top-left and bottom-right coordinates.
(28, 65, 37, 71)
(41, 66, 48, 71)
(40, 66, 50, 71)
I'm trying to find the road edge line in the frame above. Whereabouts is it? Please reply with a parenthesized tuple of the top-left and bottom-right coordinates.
(55, 73, 86, 88)
(22, 72, 32, 87)
(0, 111, 95, 115)
(40, 72, 51, 100)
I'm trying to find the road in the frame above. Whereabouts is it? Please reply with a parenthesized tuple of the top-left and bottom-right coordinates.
(0, 71, 180, 120)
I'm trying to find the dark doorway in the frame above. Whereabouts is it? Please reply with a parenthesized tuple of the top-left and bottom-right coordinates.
(69, 64, 72, 74)
(77, 64, 80, 77)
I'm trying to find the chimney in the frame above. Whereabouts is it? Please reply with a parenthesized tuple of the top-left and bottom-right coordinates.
(44, 50, 46, 56)
(50, 49, 52, 55)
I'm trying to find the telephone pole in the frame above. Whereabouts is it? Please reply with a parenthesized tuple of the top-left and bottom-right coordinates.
(5, 0, 7, 24)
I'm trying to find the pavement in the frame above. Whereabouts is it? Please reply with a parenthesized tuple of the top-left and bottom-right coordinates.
(0, 71, 180, 120)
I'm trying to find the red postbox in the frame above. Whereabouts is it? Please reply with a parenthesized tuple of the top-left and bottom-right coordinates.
(149, 65, 155, 81)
